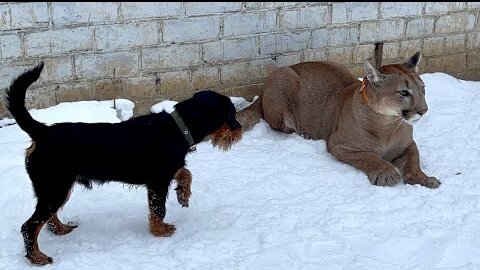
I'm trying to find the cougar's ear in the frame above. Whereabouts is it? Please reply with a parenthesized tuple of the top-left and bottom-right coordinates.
(404, 51, 421, 72)
(364, 59, 385, 84)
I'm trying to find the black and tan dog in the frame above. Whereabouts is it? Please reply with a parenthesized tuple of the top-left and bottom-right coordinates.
(5, 62, 243, 265)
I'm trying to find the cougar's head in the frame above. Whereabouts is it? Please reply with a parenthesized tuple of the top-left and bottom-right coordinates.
(363, 51, 428, 125)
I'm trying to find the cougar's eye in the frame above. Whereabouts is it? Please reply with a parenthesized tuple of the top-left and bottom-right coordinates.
(399, 90, 410, 97)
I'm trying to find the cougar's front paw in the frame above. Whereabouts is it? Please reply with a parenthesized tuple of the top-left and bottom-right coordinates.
(368, 168, 402, 187)
(405, 176, 441, 189)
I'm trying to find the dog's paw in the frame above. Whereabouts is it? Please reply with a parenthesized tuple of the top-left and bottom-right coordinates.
(151, 222, 176, 237)
(368, 168, 402, 187)
(27, 252, 53, 265)
(175, 185, 191, 208)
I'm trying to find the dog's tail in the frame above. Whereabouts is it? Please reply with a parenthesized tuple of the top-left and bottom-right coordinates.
(236, 94, 264, 132)
(5, 62, 48, 139)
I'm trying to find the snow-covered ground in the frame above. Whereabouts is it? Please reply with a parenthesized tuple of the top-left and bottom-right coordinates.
(1, 73, 480, 270)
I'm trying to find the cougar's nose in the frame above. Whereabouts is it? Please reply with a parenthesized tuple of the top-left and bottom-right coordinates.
(417, 108, 428, 116)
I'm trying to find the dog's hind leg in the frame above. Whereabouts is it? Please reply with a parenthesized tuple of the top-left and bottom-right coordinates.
(21, 179, 74, 265)
(174, 168, 192, 208)
(47, 186, 78, 235)
(147, 181, 176, 237)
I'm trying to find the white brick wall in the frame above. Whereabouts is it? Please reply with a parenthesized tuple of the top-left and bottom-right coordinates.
(0, 2, 480, 117)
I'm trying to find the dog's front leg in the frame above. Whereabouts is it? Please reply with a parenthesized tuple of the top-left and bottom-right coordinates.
(392, 141, 441, 189)
(147, 186, 176, 237)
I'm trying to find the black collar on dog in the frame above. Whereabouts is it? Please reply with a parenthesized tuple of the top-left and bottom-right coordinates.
(170, 110, 196, 153)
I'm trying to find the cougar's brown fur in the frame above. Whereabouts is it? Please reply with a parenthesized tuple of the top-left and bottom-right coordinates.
(238, 52, 440, 189)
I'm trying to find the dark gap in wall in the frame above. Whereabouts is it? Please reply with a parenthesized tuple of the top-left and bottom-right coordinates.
(374, 43, 384, 69)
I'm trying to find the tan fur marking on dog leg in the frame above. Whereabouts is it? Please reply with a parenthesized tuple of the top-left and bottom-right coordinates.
(211, 124, 243, 151)
(28, 222, 52, 265)
(174, 168, 192, 207)
(47, 213, 77, 235)
(25, 141, 36, 163)
(148, 212, 176, 237)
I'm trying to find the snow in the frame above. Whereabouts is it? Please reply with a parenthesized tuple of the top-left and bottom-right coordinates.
(1, 73, 480, 269)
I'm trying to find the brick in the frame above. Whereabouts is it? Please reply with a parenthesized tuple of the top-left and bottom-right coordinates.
(75, 51, 139, 79)
(467, 31, 480, 50)
(328, 47, 353, 65)
(52, 2, 118, 26)
(427, 57, 445, 72)
(445, 34, 465, 55)
(96, 22, 158, 51)
(445, 53, 467, 72)
(304, 49, 328, 62)
(276, 53, 302, 67)
(348, 65, 365, 78)
(259, 34, 277, 56)
(123, 76, 157, 99)
(229, 84, 262, 100)
(329, 26, 359, 47)
(425, 2, 466, 14)
(406, 18, 434, 39)
(0, 98, 6, 118)
(142, 44, 200, 70)
(399, 39, 422, 59)
(121, 2, 183, 20)
(244, 2, 275, 10)
(26, 86, 57, 110)
(25, 27, 94, 56)
(37, 57, 74, 84)
(467, 52, 480, 69)
(160, 70, 189, 95)
(57, 82, 94, 103)
(353, 44, 375, 64)
(311, 28, 328, 48)
(360, 19, 405, 43)
(278, 31, 310, 53)
(164, 17, 220, 43)
(467, 2, 480, 8)
(224, 38, 258, 61)
(185, 2, 242, 15)
(332, 2, 378, 24)
(94, 80, 124, 100)
(312, 26, 358, 49)
(382, 42, 400, 60)
(436, 13, 476, 34)
(423, 37, 444, 57)
(381, 2, 422, 18)
(191, 66, 220, 90)
(454, 70, 480, 81)
(9, 2, 49, 29)
(0, 5, 8, 31)
(223, 11, 276, 36)
(0, 63, 39, 90)
(248, 59, 276, 81)
(202, 41, 223, 63)
(279, 5, 329, 31)
(222, 62, 248, 85)
(0, 34, 22, 59)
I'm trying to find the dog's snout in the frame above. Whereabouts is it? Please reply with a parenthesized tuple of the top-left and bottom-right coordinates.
(402, 110, 409, 117)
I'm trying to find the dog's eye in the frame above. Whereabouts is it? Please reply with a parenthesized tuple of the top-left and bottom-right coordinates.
(398, 90, 410, 97)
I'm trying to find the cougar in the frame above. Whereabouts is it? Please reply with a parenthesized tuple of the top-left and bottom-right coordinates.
(238, 52, 440, 189)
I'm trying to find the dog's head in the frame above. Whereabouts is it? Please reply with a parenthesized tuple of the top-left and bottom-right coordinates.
(175, 90, 243, 151)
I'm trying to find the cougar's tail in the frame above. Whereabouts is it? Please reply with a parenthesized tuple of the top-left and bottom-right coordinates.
(5, 62, 48, 139)
(236, 94, 264, 131)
